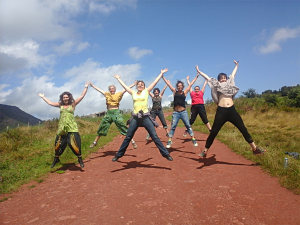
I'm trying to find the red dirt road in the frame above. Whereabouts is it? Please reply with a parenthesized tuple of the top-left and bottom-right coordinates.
(1, 115, 300, 225)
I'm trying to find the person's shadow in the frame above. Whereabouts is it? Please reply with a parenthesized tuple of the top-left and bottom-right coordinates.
(180, 154, 256, 170)
(111, 158, 172, 172)
(54, 163, 85, 172)
(85, 150, 137, 162)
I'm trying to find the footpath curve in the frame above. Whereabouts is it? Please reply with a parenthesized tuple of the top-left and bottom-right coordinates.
(1, 113, 300, 225)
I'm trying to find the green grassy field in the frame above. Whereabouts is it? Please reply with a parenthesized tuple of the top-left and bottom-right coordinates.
(0, 102, 299, 197)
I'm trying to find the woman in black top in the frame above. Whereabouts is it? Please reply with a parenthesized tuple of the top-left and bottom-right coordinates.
(146, 84, 169, 140)
(162, 74, 199, 148)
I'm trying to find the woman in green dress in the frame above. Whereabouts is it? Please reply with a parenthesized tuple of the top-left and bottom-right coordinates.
(38, 82, 89, 168)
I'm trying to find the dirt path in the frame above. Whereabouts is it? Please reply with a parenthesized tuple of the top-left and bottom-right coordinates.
(1, 114, 300, 225)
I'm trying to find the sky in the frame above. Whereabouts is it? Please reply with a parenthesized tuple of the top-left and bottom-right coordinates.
(1, 0, 299, 120)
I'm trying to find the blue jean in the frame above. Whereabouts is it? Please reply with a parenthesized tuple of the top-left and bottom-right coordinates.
(169, 110, 194, 137)
(115, 116, 170, 157)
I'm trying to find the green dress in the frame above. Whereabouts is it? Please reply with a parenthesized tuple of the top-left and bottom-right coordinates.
(57, 105, 78, 136)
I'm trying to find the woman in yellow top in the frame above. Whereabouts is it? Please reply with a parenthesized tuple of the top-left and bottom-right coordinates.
(38, 82, 89, 168)
(89, 82, 137, 149)
(112, 69, 173, 162)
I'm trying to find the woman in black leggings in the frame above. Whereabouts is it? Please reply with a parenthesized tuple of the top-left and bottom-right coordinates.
(195, 60, 266, 158)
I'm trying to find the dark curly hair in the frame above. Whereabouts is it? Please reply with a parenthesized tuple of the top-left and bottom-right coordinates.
(153, 88, 160, 94)
(176, 80, 185, 90)
(59, 92, 75, 106)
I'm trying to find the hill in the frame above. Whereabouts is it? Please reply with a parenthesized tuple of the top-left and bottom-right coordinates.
(0, 104, 43, 132)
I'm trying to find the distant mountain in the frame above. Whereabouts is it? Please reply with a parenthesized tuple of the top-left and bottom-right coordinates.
(0, 104, 43, 132)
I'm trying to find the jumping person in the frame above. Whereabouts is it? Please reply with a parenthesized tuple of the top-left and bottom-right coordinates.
(195, 60, 266, 158)
(183, 76, 211, 137)
(89, 82, 137, 149)
(162, 74, 199, 148)
(146, 84, 170, 140)
(112, 69, 173, 162)
(38, 82, 89, 168)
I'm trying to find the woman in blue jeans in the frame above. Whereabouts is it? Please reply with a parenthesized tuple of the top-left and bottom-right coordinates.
(162, 74, 199, 148)
(146, 84, 170, 140)
(112, 69, 173, 162)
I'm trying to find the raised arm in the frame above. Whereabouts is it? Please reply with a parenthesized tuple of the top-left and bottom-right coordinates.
(195, 65, 210, 81)
(162, 75, 176, 93)
(74, 82, 90, 106)
(38, 93, 60, 107)
(186, 76, 193, 93)
(147, 68, 168, 92)
(201, 79, 208, 93)
(90, 82, 105, 95)
(120, 80, 137, 95)
(114, 74, 133, 95)
(159, 84, 168, 97)
(184, 74, 199, 95)
(229, 60, 239, 79)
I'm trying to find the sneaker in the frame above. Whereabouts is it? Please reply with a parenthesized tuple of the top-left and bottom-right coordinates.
(183, 130, 188, 137)
(132, 141, 138, 149)
(253, 147, 266, 155)
(198, 151, 207, 158)
(90, 141, 97, 148)
(166, 140, 172, 148)
(192, 139, 198, 147)
(146, 133, 150, 140)
(78, 156, 84, 168)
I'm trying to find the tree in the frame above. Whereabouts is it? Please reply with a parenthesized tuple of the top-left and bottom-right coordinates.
(242, 88, 257, 98)
(287, 85, 300, 108)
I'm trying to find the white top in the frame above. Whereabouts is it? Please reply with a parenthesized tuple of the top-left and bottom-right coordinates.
(207, 75, 239, 104)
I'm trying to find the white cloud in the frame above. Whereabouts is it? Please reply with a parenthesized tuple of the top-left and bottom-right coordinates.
(127, 47, 153, 60)
(0, 40, 56, 72)
(257, 26, 300, 54)
(53, 41, 90, 55)
(1, 61, 142, 120)
(89, 0, 137, 14)
(0, 0, 136, 76)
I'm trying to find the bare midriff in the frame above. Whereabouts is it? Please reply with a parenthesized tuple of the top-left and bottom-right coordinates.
(218, 94, 234, 108)
(174, 105, 186, 112)
(107, 104, 119, 110)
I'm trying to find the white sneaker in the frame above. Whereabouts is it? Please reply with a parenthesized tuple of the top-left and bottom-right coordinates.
(192, 139, 198, 147)
(132, 141, 138, 149)
(166, 140, 172, 148)
(146, 133, 150, 140)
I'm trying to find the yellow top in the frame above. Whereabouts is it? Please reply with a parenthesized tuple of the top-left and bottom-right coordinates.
(132, 88, 149, 113)
(105, 92, 124, 107)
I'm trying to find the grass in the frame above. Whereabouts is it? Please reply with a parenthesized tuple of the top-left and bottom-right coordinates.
(0, 115, 130, 195)
(167, 98, 300, 194)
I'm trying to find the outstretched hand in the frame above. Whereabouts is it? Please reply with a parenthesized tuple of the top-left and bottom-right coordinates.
(114, 74, 121, 79)
(234, 60, 239, 65)
(85, 81, 90, 88)
(161, 68, 168, 74)
(38, 93, 44, 98)
(186, 75, 190, 80)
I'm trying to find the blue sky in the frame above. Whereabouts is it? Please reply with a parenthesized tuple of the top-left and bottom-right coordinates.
(1, 0, 299, 120)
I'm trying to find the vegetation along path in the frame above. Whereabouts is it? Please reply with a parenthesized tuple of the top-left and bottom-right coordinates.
(1, 113, 300, 225)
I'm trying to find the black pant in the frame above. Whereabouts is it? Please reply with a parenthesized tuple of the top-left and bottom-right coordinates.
(190, 104, 209, 125)
(54, 132, 81, 156)
(205, 105, 253, 149)
(150, 108, 168, 128)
